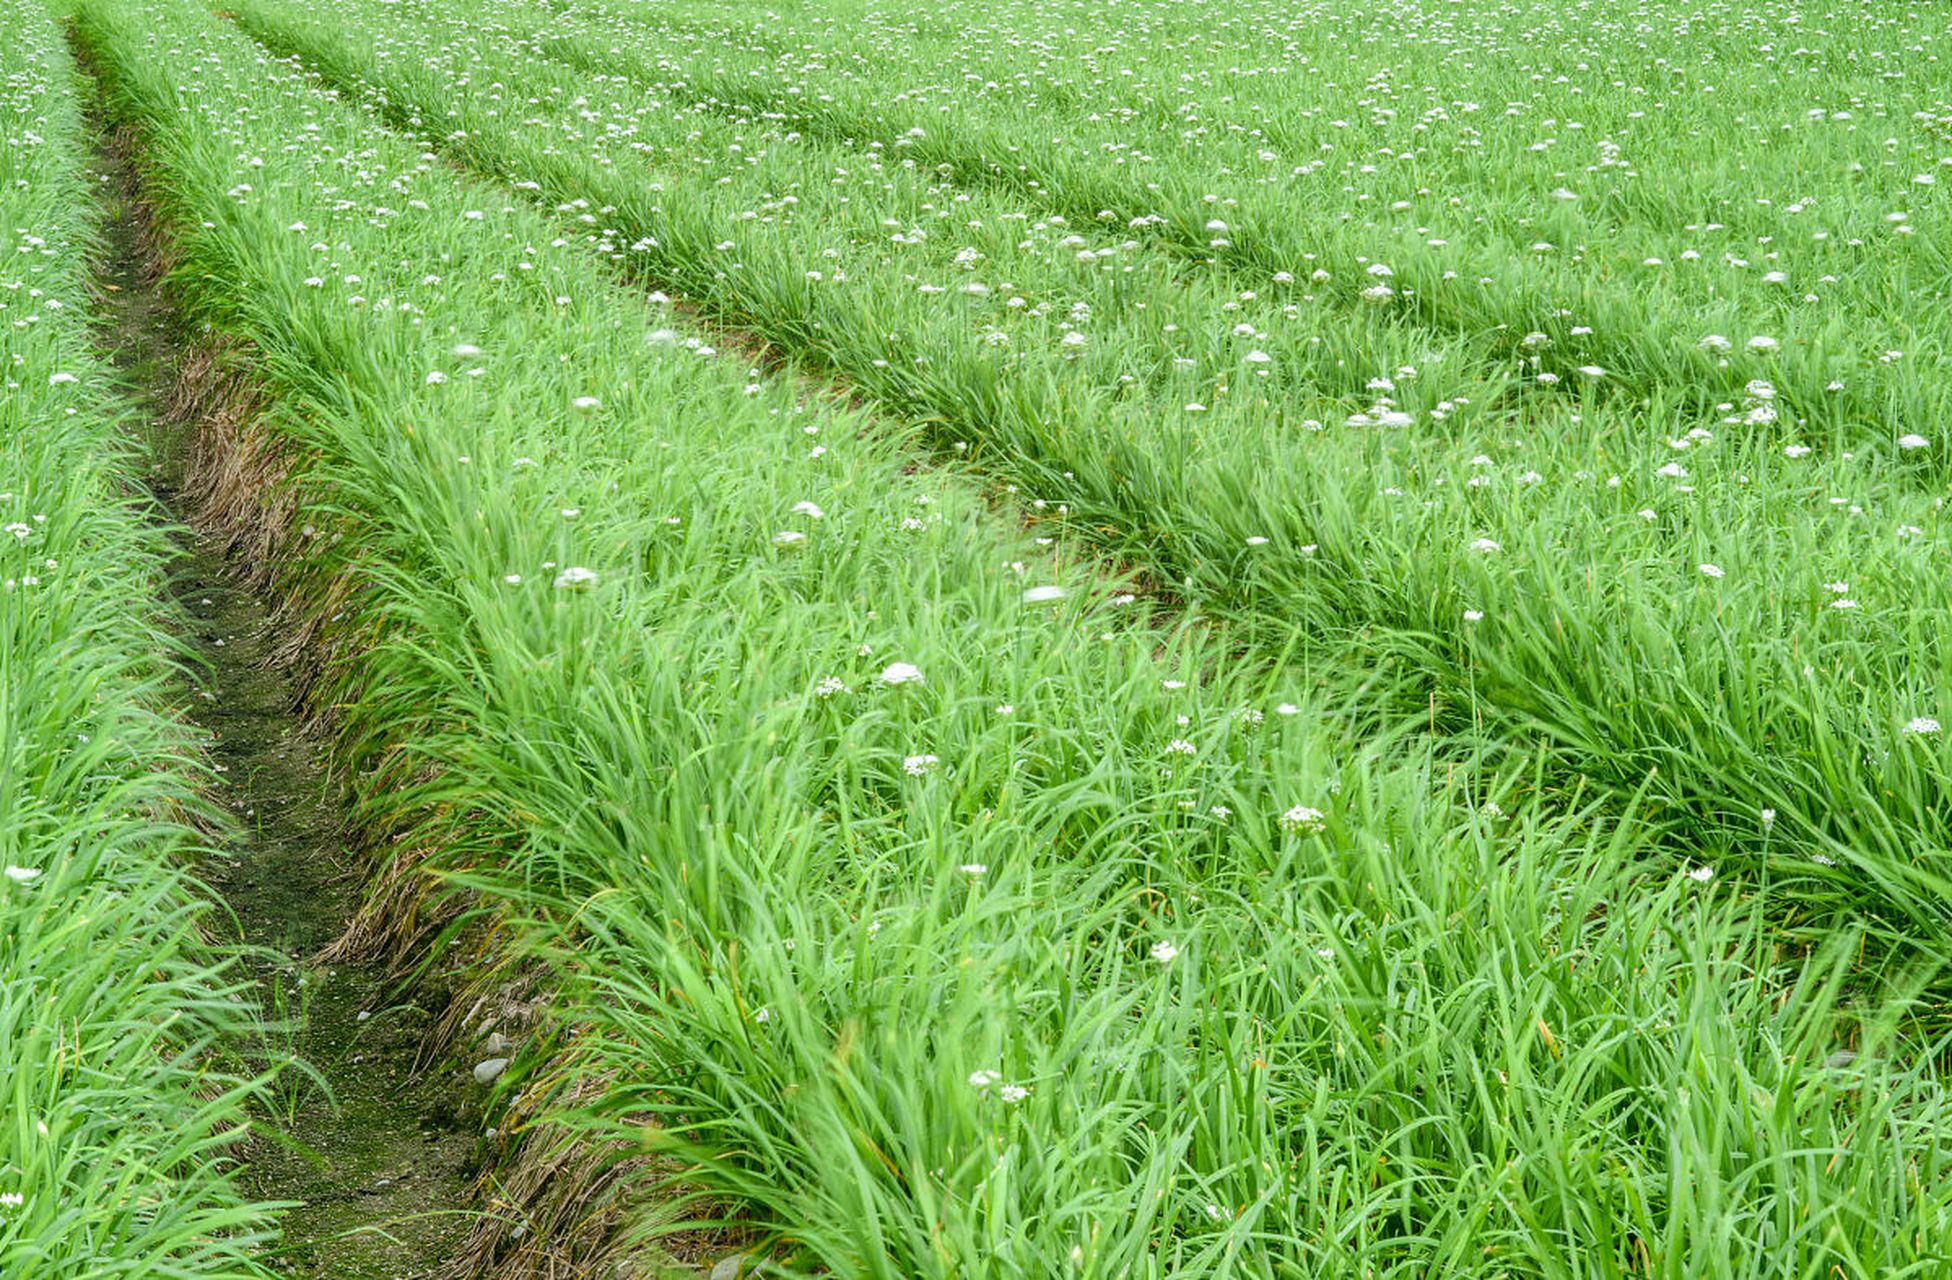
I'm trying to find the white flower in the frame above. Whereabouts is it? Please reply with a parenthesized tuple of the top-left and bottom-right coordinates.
(773, 530, 807, 546)
(1150, 940, 1180, 964)
(3, 866, 41, 884)
(1687, 865, 1715, 883)
(0, 1192, 22, 1209)
(1746, 335, 1780, 352)
(1279, 805, 1326, 834)
(1898, 434, 1930, 450)
(999, 1084, 1030, 1104)
(1698, 563, 1725, 579)
(552, 566, 598, 590)
(902, 753, 940, 777)
(47, 372, 77, 386)
(959, 863, 987, 876)
(453, 343, 483, 357)
(1245, 536, 1270, 547)
(1903, 716, 1941, 735)
(1576, 365, 1606, 377)
(968, 1070, 1000, 1090)
(1469, 537, 1501, 553)
(1275, 703, 1301, 716)
(1021, 585, 1066, 604)
(1463, 609, 1484, 622)
(425, 370, 447, 385)
(814, 676, 849, 698)
(1760, 809, 1777, 828)
(791, 500, 825, 519)
(1165, 739, 1196, 756)
(880, 662, 924, 686)
(502, 574, 522, 585)
(1784, 444, 1812, 458)
(571, 396, 601, 411)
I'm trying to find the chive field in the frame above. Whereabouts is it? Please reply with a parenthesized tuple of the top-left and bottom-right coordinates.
(8, 0, 1952, 1275)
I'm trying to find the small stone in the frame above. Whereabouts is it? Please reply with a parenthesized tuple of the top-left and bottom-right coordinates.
(484, 1031, 513, 1055)
(473, 1057, 510, 1085)
(711, 1252, 755, 1280)
(356, 1010, 371, 1023)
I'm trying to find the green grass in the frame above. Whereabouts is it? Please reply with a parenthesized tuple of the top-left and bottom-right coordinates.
(59, 0, 1952, 1275)
(0, 4, 272, 1274)
(221, 0, 1952, 952)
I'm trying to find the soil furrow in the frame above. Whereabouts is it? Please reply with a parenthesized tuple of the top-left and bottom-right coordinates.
(82, 77, 475, 1280)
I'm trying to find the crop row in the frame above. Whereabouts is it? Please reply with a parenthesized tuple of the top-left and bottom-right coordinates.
(232, 0, 1952, 942)
(529, 0, 1944, 438)
(68, 0, 1952, 1274)
(0, 5, 268, 1274)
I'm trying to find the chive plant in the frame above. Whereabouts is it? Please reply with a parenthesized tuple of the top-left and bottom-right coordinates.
(66, 0, 1952, 1275)
(221, 0, 1952, 946)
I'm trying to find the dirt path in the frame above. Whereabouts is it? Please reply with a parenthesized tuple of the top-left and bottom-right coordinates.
(84, 93, 477, 1280)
